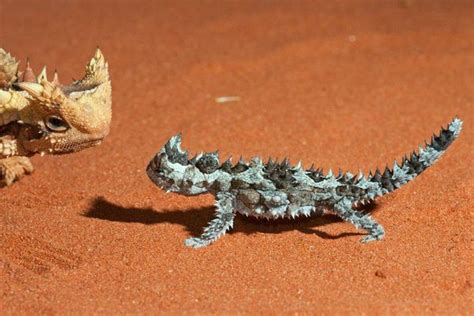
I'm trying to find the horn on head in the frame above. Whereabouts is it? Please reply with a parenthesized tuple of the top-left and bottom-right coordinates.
(67, 48, 112, 134)
(16, 80, 65, 108)
(0, 48, 20, 88)
(73, 47, 110, 87)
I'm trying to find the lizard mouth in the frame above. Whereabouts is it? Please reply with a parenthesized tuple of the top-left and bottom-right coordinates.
(17, 123, 104, 155)
(146, 154, 164, 182)
(22, 124, 46, 141)
(147, 153, 163, 171)
(51, 137, 103, 154)
(146, 153, 181, 192)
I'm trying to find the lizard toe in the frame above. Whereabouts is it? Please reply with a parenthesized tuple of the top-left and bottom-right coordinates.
(0, 157, 34, 187)
(184, 237, 209, 248)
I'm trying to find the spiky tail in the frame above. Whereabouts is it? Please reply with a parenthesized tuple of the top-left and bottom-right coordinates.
(367, 117, 462, 197)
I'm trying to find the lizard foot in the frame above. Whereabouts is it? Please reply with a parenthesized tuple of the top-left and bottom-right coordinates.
(184, 192, 236, 248)
(334, 198, 385, 244)
(360, 223, 385, 243)
(184, 237, 211, 249)
(0, 157, 34, 187)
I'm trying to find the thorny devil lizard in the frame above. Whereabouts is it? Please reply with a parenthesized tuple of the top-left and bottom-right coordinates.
(0, 48, 111, 186)
(147, 118, 462, 248)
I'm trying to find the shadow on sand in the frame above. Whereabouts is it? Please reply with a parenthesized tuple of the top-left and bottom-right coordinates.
(84, 196, 379, 240)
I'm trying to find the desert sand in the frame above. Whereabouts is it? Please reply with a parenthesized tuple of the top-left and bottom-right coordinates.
(1, 0, 473, 314)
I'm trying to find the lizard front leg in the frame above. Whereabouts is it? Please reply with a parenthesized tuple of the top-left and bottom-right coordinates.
(333, 197, 385, 243)
(0, 156, 34, 187)
(185, 192, 236, 248)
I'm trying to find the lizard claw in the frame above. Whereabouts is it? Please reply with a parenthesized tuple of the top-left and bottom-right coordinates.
(0, 157, 34, 187)
(360, 234, 383, 243)
(360, 235, 377, 243)
(184, 237, 210, 248)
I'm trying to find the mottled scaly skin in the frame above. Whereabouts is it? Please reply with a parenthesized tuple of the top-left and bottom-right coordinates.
(147, 118, 463, 248)
(0, 48, 112, 186)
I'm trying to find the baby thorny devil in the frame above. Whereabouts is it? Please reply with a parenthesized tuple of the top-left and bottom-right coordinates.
(0, 48, 111, 186)
(147, 118, 462, 248)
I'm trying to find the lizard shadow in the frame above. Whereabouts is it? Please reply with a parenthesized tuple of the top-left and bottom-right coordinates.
(84, 197, 379, 239)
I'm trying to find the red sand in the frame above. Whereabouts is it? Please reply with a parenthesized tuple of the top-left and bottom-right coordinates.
(1, 1, 473, 314)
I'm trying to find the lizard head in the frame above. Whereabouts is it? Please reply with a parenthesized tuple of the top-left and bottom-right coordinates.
(147, 134, 226, 196)
(13, 48, 112, 155)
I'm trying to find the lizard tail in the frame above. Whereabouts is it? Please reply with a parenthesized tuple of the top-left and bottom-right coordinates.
(367, 117, 463, 197)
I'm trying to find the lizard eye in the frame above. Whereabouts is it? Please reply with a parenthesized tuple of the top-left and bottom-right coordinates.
(45, 115, 69, 132)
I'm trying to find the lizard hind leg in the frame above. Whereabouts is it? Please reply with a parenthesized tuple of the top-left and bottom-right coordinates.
(0, 156, 34, 187)
(333, 197, 385, 243)
(185, 192, 236, 248)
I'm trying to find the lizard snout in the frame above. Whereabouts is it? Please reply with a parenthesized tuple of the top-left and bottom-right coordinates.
(147, 153, 163, 174)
